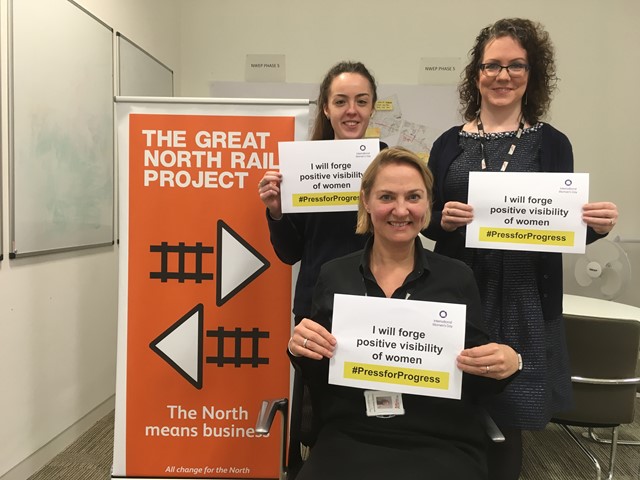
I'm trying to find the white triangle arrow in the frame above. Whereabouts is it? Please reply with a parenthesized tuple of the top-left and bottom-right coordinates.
(149, 304, 203, 389)
(216, 220, 270, 306)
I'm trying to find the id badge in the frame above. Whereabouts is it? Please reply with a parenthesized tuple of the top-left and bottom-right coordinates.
(363, 390, 405, 418)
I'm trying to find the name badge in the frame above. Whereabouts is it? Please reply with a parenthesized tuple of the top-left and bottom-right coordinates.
(364, 390, 405, 418)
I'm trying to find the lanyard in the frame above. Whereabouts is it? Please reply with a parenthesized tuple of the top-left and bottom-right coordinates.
(476, 115, 525, 172)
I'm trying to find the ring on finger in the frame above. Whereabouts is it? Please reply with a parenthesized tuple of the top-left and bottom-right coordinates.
(303, 338, 309, 349)
(485, 365, 490, 374)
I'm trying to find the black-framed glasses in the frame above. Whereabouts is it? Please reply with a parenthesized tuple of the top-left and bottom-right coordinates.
(480, 63, 530, 77)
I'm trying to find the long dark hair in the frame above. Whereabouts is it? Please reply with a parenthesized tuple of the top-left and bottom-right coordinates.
(311, 61, 378, 140)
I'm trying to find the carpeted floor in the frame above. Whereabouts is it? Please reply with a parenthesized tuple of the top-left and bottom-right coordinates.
(28, 400, 640, 479)
(521, 420, 640, 479)
(28, 411, 115, 480)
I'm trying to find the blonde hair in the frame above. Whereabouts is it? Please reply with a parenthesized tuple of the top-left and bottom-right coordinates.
(356, 147, 433, 234)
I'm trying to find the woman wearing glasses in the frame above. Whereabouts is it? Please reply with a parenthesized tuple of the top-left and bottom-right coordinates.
(425, 18, 618, 480)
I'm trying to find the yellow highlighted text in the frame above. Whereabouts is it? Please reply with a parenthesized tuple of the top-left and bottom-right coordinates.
(479, 227, 574, 246)
(293, 192, 359, 207)
(343, 361, 449, 390)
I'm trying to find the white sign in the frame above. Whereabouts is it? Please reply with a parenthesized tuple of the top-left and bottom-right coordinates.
(278, 139, 380, 213)
(245, 54, 286, 82)
(418, 57, 462, 85)
(466, 172, 589, 253)
(328, 294, 466, 400)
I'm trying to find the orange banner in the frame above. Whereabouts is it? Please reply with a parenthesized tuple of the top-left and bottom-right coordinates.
(114, 101, 308, 479)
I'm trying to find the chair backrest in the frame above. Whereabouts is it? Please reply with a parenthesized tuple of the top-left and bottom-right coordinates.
(637, 353, 640, 393)
(283, 364, 321, 480)
(556, 314, 640, 426)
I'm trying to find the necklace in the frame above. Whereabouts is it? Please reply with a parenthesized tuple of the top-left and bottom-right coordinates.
(476, 114, 525, 172)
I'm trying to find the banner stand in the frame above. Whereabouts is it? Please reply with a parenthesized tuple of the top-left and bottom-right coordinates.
(113, 96, 308, 479)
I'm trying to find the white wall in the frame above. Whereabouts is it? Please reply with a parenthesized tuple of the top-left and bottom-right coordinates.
(179, 0, 640, 306)
(0, 0, 179, 478)
(1, 1, 638, 478)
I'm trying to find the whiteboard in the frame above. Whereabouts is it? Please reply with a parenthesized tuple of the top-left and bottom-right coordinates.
(117, 33, 173, 97)
(9, 0, 114, 257)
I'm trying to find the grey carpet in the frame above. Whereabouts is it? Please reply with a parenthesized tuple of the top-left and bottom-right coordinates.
(28, 411, 114, 480)
(28, 402, 640, 479)
(521, 416, 640, 480)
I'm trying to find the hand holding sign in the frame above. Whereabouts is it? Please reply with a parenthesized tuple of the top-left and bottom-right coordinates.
(289, 318, 336, 360)
(581, 201, 619, 235)
(257, 170, 284, 220)
(441, 201, 474, 232)
(278, 139, 380, 213)
(328, 294, 466, 400)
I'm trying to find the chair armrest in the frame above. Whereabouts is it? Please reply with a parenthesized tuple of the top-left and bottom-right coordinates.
(256, 398, 289, 480)
(571, 376, 640, 386)
(479, 409, 505, 443)
(256, 398, 288, 434)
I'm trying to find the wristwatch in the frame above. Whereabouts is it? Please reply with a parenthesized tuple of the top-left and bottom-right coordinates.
(517, 353, 523, 371)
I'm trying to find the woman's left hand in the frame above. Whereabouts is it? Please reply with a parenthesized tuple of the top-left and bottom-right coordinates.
(582, 201, 618, 234)
(457, 343, 519, 380)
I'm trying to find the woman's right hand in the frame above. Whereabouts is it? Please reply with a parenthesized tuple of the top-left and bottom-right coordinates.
(288, 318, 336, 360)
(258, 171, 283, 220)
(441, 201, 474, 232)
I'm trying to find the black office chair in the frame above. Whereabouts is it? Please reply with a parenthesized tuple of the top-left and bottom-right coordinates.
(551, 314, 640, 480)
(256, 365, 505, 480)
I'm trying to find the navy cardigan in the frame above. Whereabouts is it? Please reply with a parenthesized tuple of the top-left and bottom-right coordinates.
(424, 124, 607, 322)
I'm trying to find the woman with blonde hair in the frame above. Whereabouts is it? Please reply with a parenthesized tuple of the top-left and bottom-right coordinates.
(288, 147, 519, 479)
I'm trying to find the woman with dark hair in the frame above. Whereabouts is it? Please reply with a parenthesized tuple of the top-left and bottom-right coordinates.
(425, 18, 618, 480)
(310, 61, 378, 141)
(288, 147, 519, 480)
(258, 60, 385, 324)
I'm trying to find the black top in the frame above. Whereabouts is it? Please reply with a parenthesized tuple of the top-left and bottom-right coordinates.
(291, 237, 513, 480)
(267, 210, 369, 320)
(266, 141, 387, 321)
